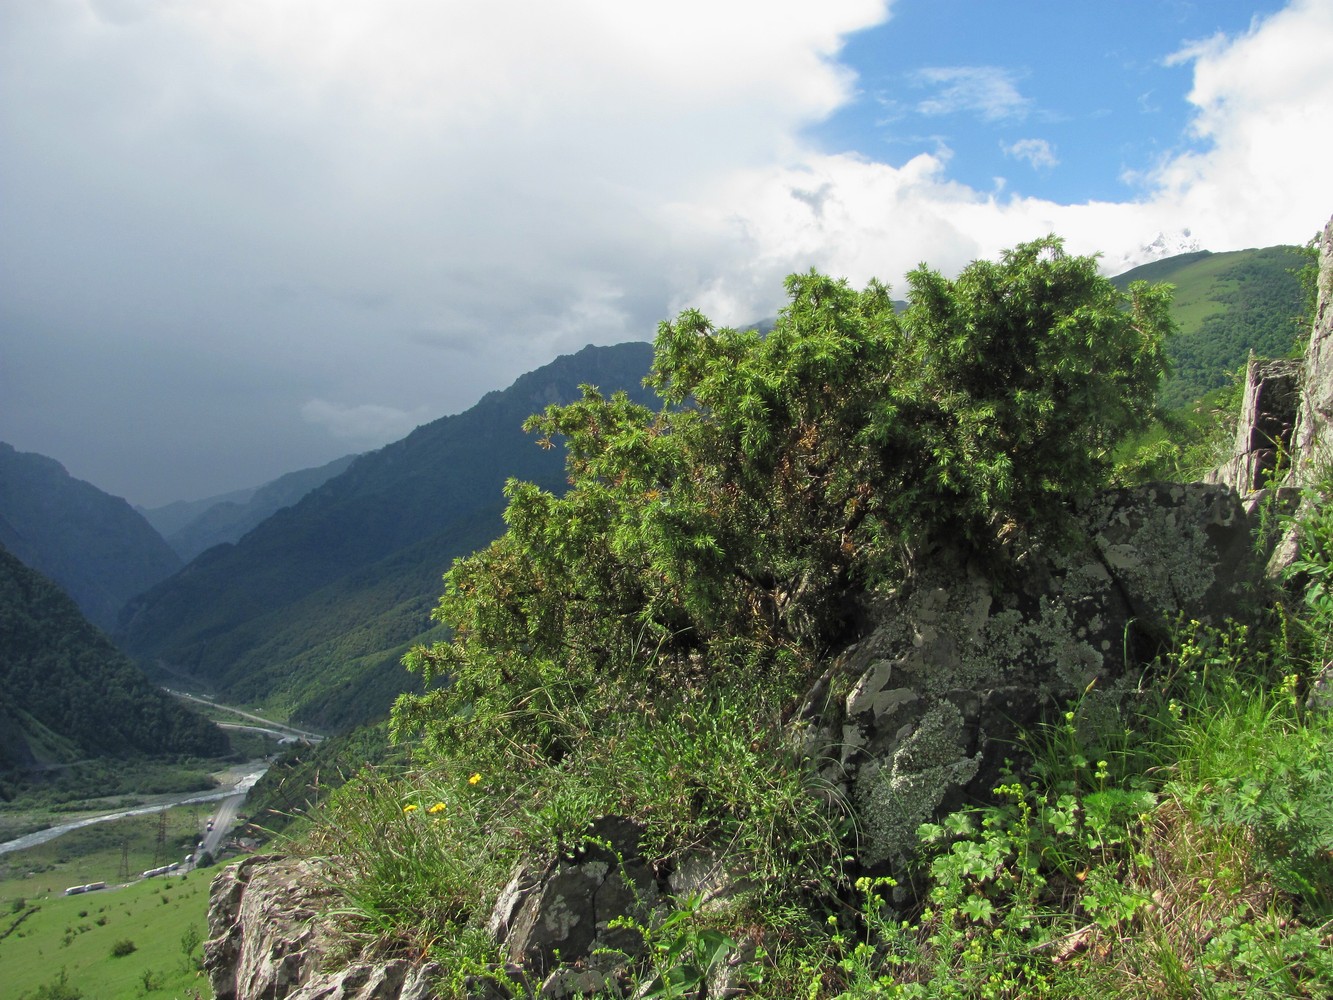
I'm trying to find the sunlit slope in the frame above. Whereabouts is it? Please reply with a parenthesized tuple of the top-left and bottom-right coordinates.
(1111, 245, 1308, 406)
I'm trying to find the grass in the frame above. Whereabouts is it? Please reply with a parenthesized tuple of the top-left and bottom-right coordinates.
(1, 805, 210, 899)
(1, 806, 219, 999)
(0, 873, 211, 1000)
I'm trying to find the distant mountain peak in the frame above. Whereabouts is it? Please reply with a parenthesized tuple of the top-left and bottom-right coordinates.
(1110, 229, 1204, 274)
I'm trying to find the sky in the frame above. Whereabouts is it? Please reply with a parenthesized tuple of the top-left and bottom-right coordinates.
(2, 0, 1330, 508)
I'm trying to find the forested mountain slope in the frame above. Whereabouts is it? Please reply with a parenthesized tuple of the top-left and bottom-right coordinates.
(117, 342, 655, 726)
(0, 442, 182, 632)
(140, 454, 358, 562)
(0, 545, 227, 785)
(1110, 244, 1309, 405)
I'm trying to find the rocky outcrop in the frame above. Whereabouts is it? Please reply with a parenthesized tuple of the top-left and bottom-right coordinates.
(206, 479, 1265, 998)
(1290, 214, 1333, 483)
(206, 824, 754, 999)
(794, 481, 1259, 874)
(1206, 356, 1303, 499)
(205, 854, 444, 1000)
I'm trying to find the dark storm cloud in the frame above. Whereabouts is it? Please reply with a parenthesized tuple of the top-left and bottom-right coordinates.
(2, 1, 1326, 505)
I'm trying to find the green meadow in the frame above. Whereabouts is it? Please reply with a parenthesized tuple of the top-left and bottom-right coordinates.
(1, 808, 217, 999)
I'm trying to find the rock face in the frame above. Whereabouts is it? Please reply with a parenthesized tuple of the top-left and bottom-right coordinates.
(1207, 357, 1304, 498)
(795, 482, 1259, 873)
(205, 855, 443, 1000)
(1291, 214, 1333, 482)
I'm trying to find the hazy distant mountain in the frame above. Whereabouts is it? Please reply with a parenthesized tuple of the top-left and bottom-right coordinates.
(0, 443, 182, 632)
(141, 454, 358, 562)
(0, 545, 228, 781)
(1110, 244, 1309, 407)
(118, 342, 656, 728)
(137, 487, 257, 540)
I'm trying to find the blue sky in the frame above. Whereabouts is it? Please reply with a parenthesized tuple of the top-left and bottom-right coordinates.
(1, 0, 1329, 505)
(818, 1, 1289, 204)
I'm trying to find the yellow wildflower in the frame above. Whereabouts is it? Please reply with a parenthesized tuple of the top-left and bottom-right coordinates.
(428, 802, 447, 814)
(468, 773, 482, 786)
(402, 804, 418, 813)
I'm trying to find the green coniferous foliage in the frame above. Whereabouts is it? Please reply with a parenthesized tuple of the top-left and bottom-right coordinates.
(396, 237, 1173, 767)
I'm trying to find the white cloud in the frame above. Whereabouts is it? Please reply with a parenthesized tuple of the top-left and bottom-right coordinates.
(1002, 138, 1059, 171)
(912, 66, 1031, 122)
(663, 0, 1331, 320)
(1150, 0, 1333, 247)
(2, 0, 1330, 504)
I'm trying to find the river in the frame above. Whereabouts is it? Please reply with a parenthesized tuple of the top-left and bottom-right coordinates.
(0, 761, 269, 857)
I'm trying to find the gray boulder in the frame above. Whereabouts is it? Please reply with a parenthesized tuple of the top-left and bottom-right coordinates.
(489, 817, 659, 997)
(794, 482, 1259, 873)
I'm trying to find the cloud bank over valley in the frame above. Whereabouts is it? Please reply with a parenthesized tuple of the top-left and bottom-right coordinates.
(1, 0, 1328, 504)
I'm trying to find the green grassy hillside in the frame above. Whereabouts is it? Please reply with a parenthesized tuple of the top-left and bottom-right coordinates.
(1, 809, 214, 1000)
(1111, 245, 1310, 406)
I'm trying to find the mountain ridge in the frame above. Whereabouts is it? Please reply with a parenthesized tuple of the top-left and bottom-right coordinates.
(117, 341, 656, 725)
(142, 453, 359, 562)
(0, 442, 182, 632)
(0, 544, 228, 785)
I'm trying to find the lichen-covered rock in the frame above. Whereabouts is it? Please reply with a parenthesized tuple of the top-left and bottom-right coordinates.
(490, 817, 659, 996)
(795, 482, 1258, 873)
(205, 854, 442, 1000)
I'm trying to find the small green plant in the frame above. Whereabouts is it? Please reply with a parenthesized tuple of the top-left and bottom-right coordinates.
(180, 923, 202, 971)
(1286, 469, 1333, 638)
(21, 968, 82, 1000)
(823, 877, 924, 999)
(612, 895, 762, 999)
(138, 967, 164, 993)
(110, 937, 137, 957)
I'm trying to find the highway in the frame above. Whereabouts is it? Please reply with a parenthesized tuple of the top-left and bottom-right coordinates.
(2, 694, 315, 861)
(193, 766, 265, 861)
(164, 690, 323, 741)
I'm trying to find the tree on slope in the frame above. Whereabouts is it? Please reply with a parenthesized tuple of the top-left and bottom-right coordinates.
(395, 236, 1173, 766)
